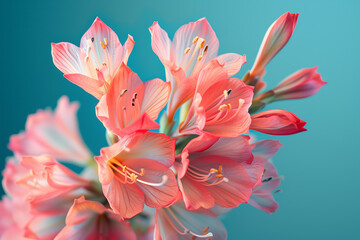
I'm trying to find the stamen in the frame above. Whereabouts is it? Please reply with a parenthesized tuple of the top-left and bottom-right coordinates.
(137, 175, 168, 187)
(218, 104, 231, 112)
(203, 226, 209, 233)
(104, 38, 108, 46)
(184, 47, 191, 54)
(200, 40, 205, 49)
(223, 90, 229, 99)
(192, 36, 199, 44)
(274, 189, 282, 194)
(204, 44, 209, 53)
(91, 37, 94, 42)
(198, 55, 203, 61)
(120, 89, 127, 97)
(100, 41, 106, 49)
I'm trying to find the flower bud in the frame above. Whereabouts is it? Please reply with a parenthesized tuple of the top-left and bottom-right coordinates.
(250, 109, 306, 135)
(250, 12, 299, 77)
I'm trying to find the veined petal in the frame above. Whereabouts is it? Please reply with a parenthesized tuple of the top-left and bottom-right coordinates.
(140, 79, 171, 120)
(215, 53, 247, 76)
(149, 22, 172, 64)
(51, 42, 85, 75)
(173, 18, 219, 66)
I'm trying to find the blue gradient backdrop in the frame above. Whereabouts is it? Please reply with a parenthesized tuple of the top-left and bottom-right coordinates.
(1, 0, 359, 239)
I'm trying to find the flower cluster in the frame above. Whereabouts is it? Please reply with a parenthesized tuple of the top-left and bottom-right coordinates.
(1, 12, 325, 239)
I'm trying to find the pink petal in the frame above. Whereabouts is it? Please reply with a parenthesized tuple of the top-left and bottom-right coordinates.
(251, 12, 299, 77)
(149, 22, 172, 64)
(215, 53, 247, 76)
(273, 67, 326, 100)
(173, 18, 219, 66)
(51, 42, 85, 75)
(250, 109, 307, 135)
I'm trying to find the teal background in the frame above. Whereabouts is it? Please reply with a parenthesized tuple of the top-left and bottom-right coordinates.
(1, 0, 359, 239)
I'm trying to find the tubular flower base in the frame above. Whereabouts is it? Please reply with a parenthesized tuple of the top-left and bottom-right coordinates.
(1, 13, 325, 239)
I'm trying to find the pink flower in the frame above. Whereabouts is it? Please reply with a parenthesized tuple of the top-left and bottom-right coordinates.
(250, 12, 299, 78)
(178, 60, 253, 137)
(96, 63, 171, 137)
(8, 96, 91, 165)
(0, 197, 31, 240)
(177, 134, 263, 210)
(249, 140, 283, 214)
(149, 18, 246, 120)
(55, 196, 136, 240)
(2, 158, 28, 199)
(52, 17, 134, 99)
(155, 201, 227, 240)
(272, 67, 326, 100)
(17, 155, 92, 206)
(250, 109, 306, 135)
(95, 132, 179, 218)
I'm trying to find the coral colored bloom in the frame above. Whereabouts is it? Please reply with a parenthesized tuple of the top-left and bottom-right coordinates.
(8, 96, 92, 165)
(96, 63, 171, 137)
(249, 140, 283, 214)
(179, 60, 253, 137)
(2, 158, 28, 199)
(55, 196, 136, 240)
(177, 134, 263, 210)
(149, 18, 246, 120)
(250, 109, 306, 135)
(272, 67, 326, 100)
(52, 17, 134, 99)
(155, 201, 227, 240)
(250, 12, 299, 77)
(95, 132, 179, 218)
(0, 197, 31, 240)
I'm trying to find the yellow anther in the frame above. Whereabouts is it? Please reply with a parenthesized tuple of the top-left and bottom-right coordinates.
(192, 36, 199, 44)
(218, 165, 223, 174)
(215, 174, 223, 178)
(200, 40, 205, 49)
(203, 226, 209, 233)
(140, 168, 145, 176)
(100, 41, 106, 49)
(122, 165, 126, 172)
(104, 38, 108, 46)
(198, 55, 203, 61)
(184, 47, 191, 54)
(130, 173, 138, 182)
(218, 104, 228, 111)
(210, 168, 218, 173)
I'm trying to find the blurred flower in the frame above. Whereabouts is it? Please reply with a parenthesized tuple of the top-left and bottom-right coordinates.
(8, 96, 92, 165)
(55, 196, 136, 240)
(155, 201, 227, 240)
(249, 140, 283, 213)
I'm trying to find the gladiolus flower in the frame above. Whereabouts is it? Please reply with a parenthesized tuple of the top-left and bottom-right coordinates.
(179, 60, 253, 137)
(95, 132, 179, 218)
(272, 67, 327, 100)
(55, 196, 136, 240)
(8, 96, 92, 165)
(250, 109, 306, 135)
(250, 12, 299, 77)
(177, 134, 263, 210)
(149, 18, 246, 121)
(96, 63, 171, 137)
(52, 17, 134, 99)
(249, 140, 283, 214)
(155, 201, 227, 240)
